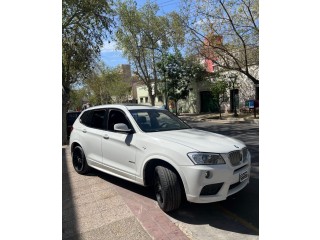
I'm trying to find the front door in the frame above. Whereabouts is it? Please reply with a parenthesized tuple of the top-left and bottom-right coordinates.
(101, 109, 137, 180)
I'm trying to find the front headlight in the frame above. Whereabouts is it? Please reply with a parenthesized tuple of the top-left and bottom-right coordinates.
(187, 152, 226, 165)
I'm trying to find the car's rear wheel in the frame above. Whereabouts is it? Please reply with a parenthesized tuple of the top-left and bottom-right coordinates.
(72, 146, 90, 174)
(154, 166, 181, 212)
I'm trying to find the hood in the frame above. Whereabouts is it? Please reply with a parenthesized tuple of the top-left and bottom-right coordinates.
(150, 128, 245, 153)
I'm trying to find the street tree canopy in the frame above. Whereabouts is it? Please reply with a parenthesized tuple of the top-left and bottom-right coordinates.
(84, 63, 131, 105)
(62, 0, 115, 144)
(116, 0, 187, 106)
(211, 79, 229, 119)
(63, 0, 115, 89)
(157, 52, 209, 114)
(183, 0, 259, 85)
(116, 0, 170, 106)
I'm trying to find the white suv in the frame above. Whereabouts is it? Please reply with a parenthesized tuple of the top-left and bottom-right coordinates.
(70, 104, 251, 212)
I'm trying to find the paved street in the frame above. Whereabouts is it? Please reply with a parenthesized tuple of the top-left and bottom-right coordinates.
(63, 121, 259, 239)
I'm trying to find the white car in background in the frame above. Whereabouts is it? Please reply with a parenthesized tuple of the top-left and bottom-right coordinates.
(70, 104, 251, 212)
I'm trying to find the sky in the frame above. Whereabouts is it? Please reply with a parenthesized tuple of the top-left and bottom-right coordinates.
(100, 0, 181, 68)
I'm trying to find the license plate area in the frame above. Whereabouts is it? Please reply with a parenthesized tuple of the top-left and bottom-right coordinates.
(239, 171, 248, 182)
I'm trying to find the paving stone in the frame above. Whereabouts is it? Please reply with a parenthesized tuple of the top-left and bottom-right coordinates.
(95, 195, 125, 212)
(100, 204, 133, 225)
(108, 216, 151, 239)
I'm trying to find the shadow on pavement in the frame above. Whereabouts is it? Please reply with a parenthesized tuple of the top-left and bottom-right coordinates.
(62, 147, 79, 239)
(91, 167, 259, 236)
(93, 169, 155, 199)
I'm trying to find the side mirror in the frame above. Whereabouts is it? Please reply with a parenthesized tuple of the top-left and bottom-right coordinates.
(114, 123, 133, 133)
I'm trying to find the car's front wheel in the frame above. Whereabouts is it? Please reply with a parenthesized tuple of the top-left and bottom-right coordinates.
(154, 166, 181, 212)
(72, 146, 90, 174)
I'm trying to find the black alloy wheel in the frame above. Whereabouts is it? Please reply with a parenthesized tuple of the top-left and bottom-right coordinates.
(72, 146, 90, 174)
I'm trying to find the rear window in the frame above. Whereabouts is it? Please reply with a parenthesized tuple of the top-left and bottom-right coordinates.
(79, 111, 93, 127)
(79, 109, 107, 130)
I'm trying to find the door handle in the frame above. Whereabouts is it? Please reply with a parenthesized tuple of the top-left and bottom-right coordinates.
(103, 134, 109, 139)
(82, 129, 87, 133)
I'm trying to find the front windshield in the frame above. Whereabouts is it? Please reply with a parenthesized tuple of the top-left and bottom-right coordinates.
(129, 109, 191, 132)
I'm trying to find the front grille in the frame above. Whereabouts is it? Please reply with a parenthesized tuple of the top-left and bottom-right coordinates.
(200, 183, 224, 196)
(228, 150, 242, 166)
(228, 148, 248, 166)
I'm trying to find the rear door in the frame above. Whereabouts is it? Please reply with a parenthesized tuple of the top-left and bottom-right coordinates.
(78, 109, 107, 165)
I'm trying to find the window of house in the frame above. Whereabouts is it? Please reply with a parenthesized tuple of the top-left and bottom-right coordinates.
(145, 97, 148, 103)
(158, 96, 163, 102)
(140, 97, 143, 103)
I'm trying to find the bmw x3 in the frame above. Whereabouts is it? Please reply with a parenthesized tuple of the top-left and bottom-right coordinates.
(69, 104, 251, 212)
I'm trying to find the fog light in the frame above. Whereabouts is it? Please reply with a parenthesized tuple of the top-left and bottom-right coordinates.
(205, 171, 210, 178)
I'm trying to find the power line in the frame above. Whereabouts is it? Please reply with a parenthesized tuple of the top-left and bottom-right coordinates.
(157, 0, 177, 5)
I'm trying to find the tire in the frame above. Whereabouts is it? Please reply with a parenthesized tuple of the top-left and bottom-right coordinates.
(154, 166, 182, 212)
(72, 146, 90, 175)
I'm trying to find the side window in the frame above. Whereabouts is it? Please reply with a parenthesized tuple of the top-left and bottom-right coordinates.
(107, 110, 132, 131)
(80, 110, 93, 127)
(91, 109, 106, 130)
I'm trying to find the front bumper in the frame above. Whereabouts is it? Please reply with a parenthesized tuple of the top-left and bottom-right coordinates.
(180, 157, 251, 203)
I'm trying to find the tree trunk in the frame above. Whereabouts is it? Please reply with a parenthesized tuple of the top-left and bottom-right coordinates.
(150, 95, 155, 106)
(62, 86, 69, 145)
(148, 87, 155, 106)
(175, 100, 178, 116)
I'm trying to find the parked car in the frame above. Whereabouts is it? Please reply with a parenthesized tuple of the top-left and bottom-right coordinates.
(69, 104, 251, 212)
(67, 111, 81, 138)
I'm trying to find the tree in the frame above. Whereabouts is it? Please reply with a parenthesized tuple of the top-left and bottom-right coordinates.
(182, 0, 259, 88)
(84, 63, 131, 105)
(157, 52, 209, 115)
(211, 79, 229, 119)
(62, 0, 115, 144)
(69, 87, 88, 111)
(116, 0, 185, 106)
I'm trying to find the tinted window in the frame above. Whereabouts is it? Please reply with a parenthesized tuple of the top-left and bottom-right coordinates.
(80, 110, 93, 127)
(107, 110, 132, 131)
(91, 110, 106, 130)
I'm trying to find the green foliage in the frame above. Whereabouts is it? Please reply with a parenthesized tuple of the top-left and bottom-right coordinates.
(69, 88, 87, 111)
(62, 0, 116, 89)
(210, 78, 229, 118)
(116, 0, 187, 105)
(62, 0, 115, 143)
(211, 79, 228, 102)
(84, 63, 131, 105)
(116, 0, 167, 105)
(157, 52, 209, 114)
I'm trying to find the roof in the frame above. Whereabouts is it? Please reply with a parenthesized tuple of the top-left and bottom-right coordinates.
(84, 104, 158, 111)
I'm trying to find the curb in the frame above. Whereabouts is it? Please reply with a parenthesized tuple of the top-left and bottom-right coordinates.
(179, 115, 259, 125)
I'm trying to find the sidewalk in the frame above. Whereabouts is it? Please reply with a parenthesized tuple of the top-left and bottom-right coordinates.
(179, 112, 259, 125)
(62, 146, 189, 240)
